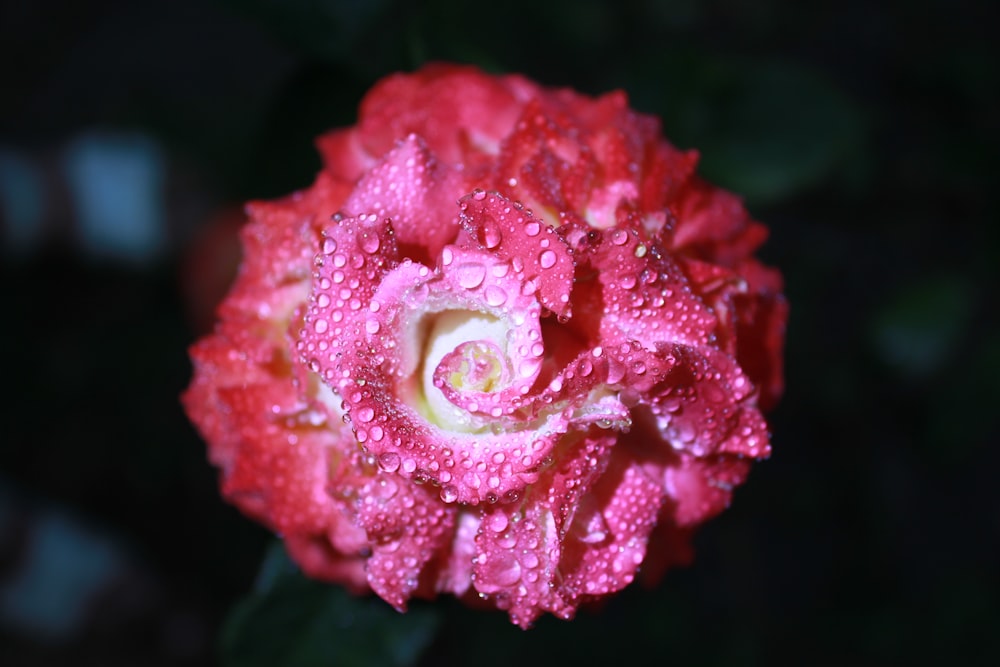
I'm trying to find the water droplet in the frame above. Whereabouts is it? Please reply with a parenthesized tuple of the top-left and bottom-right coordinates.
(611, 229, 629, 246)
(356, 406, 375, 423)
(484, 285, 507, 306)
(456, 262, 487, 289)
(479, 552, 521, 589)
(375, 477, 398, 499)
(313, 318, 328, 334)
(366, 319, 381, 334)
(440, 485, 459, 502)
(463, 471, 481, 489)
(518, 358, 541, 378)
(483, 223, 502, 248)
(489, 513, 509, 532)
(378, 452, 400, 472)
(524, 221, 540, 237)
(322, 237, 337, 255)
(472, 189, 487, 201)
(539, 249, 557, 269)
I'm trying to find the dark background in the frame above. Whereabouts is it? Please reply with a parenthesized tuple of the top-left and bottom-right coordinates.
(2, 1, 997, 665)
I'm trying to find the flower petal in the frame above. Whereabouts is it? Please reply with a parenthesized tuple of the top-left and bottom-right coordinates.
(471, 433, 607, 627)
(354, 474, 458, 610)
(459, 190, 575, 318)
(343, 134, 466, 260)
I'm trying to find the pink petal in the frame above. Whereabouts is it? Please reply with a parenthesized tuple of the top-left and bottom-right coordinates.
(647, 345, 770, 460)
(354, 474, 457, 610)
(434, 511, 481, 598)
(671, 175, 769, 267)
(662, 453, 754, 527)
(557, 455, 665, 600)
(458, 190, 575, 318)
(472, 431, 623, 628)
(326, 63, 532, 168)
(343, 134, 467, 261)
(585, 223, 718, 351)
(284, 533, 369, 592)
(297, 211, 400, 390)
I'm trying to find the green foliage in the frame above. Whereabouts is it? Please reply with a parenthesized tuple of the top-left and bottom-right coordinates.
(220, 543, 441, 667)
(871, 274, 977, 378)
(642, 53, 866, 206)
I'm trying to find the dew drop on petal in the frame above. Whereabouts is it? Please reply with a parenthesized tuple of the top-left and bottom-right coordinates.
(483, 223, 503, 248)
(489, 513, 509, 532)
(376, 477, 398, 499)
(378, 451, 400, 472)
(539, 249, 557, 269)
(480, 552, 522, 589)
(484, 285, 507, 306)
(456, 262, 487, 289)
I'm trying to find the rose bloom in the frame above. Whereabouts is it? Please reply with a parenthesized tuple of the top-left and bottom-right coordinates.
(182, 63, 786, 628)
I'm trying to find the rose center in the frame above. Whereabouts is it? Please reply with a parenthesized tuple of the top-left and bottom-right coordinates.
(441, 340, 508, 393)
(420, 309, 510, 432)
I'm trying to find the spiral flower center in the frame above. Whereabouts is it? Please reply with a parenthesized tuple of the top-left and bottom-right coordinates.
(442, 340, 509, 393)
(421, 310, 510, 432)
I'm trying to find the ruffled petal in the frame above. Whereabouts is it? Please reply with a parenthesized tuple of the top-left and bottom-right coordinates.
(354, 474, 458, 609)
(472, 432, 617, 627)
(343, 134, 467, 260)
(459, 190, 575, 318)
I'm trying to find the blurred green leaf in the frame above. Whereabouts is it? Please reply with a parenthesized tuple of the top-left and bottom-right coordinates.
(642, 52, 866, 205)
(220, 542, 441, 667)
(870, 274, 976, 378)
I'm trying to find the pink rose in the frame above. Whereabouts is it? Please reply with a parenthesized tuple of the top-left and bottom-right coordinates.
(183, 63, 786, 628)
